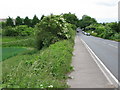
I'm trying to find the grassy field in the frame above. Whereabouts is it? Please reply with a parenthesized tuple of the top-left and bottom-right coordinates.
(2, 47, 27, 61)
(2, 36, 31, 42)
(2, 37, 35, 47)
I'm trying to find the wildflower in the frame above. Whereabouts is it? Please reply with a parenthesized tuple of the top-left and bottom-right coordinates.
(48, 85, 53, 88)
(40, 84, 43, 87)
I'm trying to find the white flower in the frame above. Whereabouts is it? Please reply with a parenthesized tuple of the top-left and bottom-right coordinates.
(40, 84, 43, 87)
(48, 85, 53, 88)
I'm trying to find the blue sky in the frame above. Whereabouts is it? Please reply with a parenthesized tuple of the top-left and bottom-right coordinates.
(0, 0, 119, 23)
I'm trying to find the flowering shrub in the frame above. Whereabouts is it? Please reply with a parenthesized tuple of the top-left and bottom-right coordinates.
(35, 15, 75, 49)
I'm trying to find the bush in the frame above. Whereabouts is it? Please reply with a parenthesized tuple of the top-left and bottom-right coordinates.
(15, 25, 34, 36)
(35, 15, 75, 49)
(2, 25, 34, 36)
(2, 26, 18, 36)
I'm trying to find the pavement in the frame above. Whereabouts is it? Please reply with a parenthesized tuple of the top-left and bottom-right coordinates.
(67, 34, 115, 88)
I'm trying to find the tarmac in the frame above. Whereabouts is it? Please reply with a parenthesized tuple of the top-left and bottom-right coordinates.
(67, 35, 115, 88)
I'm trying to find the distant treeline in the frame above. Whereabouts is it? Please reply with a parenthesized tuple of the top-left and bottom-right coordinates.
(1, 13, 120, 41)
(1, 15, 45, 28)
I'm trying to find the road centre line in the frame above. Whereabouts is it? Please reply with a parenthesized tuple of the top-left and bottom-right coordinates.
(81, 38, 119, 87)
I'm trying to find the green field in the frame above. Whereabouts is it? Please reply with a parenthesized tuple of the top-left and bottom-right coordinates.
(2, 47, 27, 61)
(2, 36, 29, 42)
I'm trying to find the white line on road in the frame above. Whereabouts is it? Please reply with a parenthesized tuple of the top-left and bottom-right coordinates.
(108, 44, 118, 48)
(103, 42, 107, 44)
(81, 38, 119, 87)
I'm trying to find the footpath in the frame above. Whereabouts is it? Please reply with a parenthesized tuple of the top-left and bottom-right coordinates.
(67, 34, 115, 88)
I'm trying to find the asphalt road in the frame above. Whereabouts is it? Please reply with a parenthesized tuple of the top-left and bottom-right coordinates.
(77, 29, 119, 81)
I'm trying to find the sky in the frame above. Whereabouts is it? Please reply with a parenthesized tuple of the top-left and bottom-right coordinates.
(0, 0, 119, 23)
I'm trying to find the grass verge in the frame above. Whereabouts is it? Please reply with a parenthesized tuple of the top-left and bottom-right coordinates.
(2, 38, 75, 88)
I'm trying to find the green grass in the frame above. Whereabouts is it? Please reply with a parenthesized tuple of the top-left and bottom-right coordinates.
(2, 39, 74, 88)
(2, 47, 27, 61)
(2, 36, 32, 43)
(2, 37, 35, 47)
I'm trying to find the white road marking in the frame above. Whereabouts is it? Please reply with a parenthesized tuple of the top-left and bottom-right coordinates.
(81, 38, 119, 87)
(108, 44, 118, 48)
(103, 42, 107, 44)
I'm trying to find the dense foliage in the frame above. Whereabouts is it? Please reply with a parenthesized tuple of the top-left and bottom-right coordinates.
(1, 15, 40, 28)
(2, 25, 34, 36)
(85, 22, 120, 41)
(6, 17, 14, 27)
(24, 16, 31, 27)
(32, 15, 40, 27)
(79, 15, 97, 29)
(35, 15, 76, 49)
(63, 12, 79, 27)
(15, 16, 23, 26)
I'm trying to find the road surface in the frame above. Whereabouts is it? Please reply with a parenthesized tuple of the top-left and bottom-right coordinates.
(78, 29, 119, 81)
(67, 35, 114, 88)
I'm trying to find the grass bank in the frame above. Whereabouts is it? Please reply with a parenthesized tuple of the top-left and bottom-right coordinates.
(2, 37, 75, 88)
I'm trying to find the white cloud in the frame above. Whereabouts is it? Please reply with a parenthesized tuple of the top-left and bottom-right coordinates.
(0, 0, 119, 22)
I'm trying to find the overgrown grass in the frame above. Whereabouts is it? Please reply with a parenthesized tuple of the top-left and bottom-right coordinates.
(2, 38, 35, 47)
(2, 38, 75, 88)
(2, 36, 28, 42)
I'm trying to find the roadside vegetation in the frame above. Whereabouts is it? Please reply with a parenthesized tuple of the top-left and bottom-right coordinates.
(1, 13, 119, 88)
(1, 13, 76, 88)
(78, 15, 120, 41)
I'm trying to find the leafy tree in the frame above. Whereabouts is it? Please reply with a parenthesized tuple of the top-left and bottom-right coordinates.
(63, 12, 79, 27)
(6, 17, 14, 27)
(106, 22, 119, 33)
(32, 15, 39, 27)
(24, 16, 31, 27)
(15, 16, 23, 26)
(35, 15, 75, 49)
(79, 15, 97, 29)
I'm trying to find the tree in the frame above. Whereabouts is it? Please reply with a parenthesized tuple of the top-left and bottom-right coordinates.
(63, 12, 79, 27)
(32, 15, 39, 27)
(6, 17, 14, 27)
(106, 22, 119, 33)
(15, 16, 23, 26)
(79, 15, 97, 29)
(24, 16, 31, 27)
(40, 15, 45, 20)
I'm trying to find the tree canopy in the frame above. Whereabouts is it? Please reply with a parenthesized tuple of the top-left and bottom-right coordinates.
(15, 16, 23, 26)
(63, 13, 79, 27)
(6, 17, 14, 27)
(24, 16, 31, 27)
(32, 15, 39, 27)
(79, 15, 97, 29)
